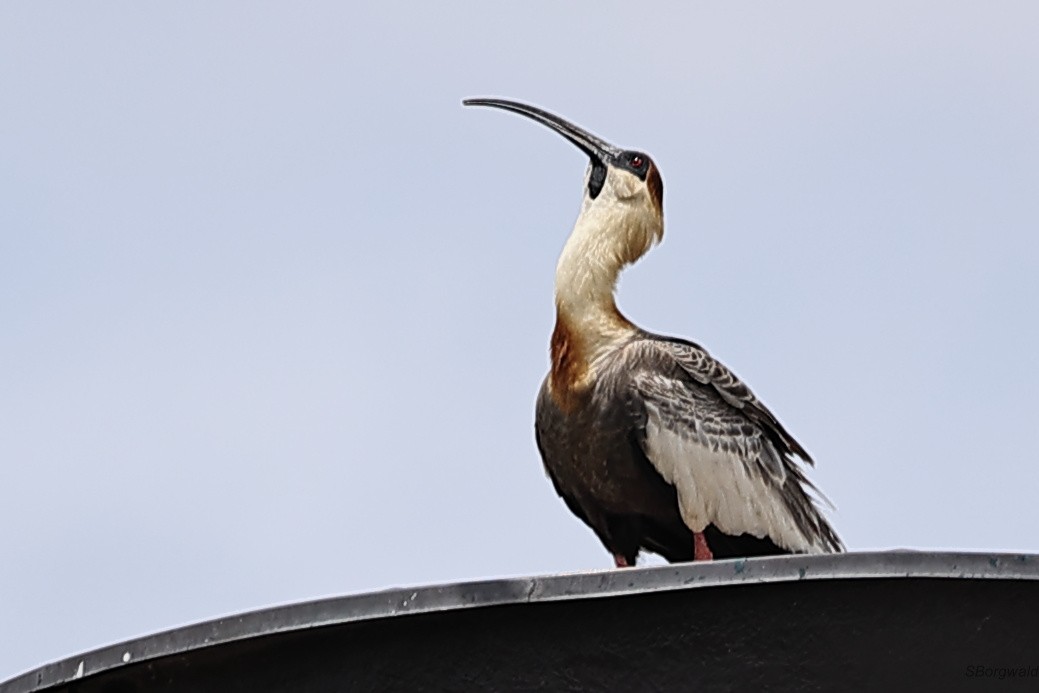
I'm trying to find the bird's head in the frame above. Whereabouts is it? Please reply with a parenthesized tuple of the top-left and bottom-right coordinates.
(464, 98, 664, 266)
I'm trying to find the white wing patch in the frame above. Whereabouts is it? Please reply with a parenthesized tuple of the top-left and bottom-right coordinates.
(631, 367, 833, 554)
(642, 407, 822, 552)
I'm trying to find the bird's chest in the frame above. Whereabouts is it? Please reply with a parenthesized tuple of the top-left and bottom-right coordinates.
(536, 379, 663, 515)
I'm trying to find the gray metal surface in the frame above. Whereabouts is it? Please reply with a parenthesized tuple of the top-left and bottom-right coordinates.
(3, 551, 1037, 693)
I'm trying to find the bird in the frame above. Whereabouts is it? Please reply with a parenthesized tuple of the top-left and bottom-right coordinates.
(463, 97, 843, 567)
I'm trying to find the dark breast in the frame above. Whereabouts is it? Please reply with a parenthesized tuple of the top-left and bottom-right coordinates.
(534, 366, 791, 564)
(534, 374, 692, 564)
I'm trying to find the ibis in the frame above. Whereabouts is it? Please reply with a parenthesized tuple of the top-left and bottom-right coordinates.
(464, 97, 843, 567)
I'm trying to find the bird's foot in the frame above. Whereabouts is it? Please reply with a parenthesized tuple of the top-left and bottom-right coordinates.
(693, 532, 714, 561)
(613, 553, 632, 568)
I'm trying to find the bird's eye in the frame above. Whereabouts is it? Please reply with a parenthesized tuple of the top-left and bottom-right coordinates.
(631, 155, 644, 168)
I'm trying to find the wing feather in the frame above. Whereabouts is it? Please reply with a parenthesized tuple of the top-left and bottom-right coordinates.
(616, 336, 843, 553)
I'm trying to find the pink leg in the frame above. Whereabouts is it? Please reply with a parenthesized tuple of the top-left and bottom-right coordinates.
(613, 552, 632, 568)
(693, 532, 714, 561)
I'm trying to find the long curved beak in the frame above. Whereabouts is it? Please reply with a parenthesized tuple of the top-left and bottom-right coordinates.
(463, 98, 621, 165)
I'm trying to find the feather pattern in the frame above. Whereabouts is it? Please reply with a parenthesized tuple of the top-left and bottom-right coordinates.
(614, 334, 841, 553)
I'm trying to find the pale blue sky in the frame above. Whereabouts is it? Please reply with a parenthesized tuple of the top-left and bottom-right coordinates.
(3, 2, 1038, 680)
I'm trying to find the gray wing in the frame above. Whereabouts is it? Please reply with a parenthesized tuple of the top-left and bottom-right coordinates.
(617, 335, 843, 553)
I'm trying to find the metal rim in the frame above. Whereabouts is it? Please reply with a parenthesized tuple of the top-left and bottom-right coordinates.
(3, 551, 1037, 692)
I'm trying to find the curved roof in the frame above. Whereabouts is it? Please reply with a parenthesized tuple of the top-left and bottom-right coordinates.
(3, 551, 1038, 692)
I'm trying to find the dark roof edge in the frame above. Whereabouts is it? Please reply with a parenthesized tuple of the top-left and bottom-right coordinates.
(3, 550, 1037, 693)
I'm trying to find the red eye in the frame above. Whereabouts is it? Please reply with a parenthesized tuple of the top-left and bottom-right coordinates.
(631, 155, 644, 168)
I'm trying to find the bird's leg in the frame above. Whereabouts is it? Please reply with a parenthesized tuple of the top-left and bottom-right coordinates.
(613, 553, 632, 568)
(693, 532, 714, 561)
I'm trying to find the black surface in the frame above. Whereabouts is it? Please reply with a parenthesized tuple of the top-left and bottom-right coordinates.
(5, 552, 1039, 693)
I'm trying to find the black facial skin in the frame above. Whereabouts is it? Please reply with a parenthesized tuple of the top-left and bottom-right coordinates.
(588, 161, 608, 199)
(616, 150, 650, 180)
(587, 150, 651, 199)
